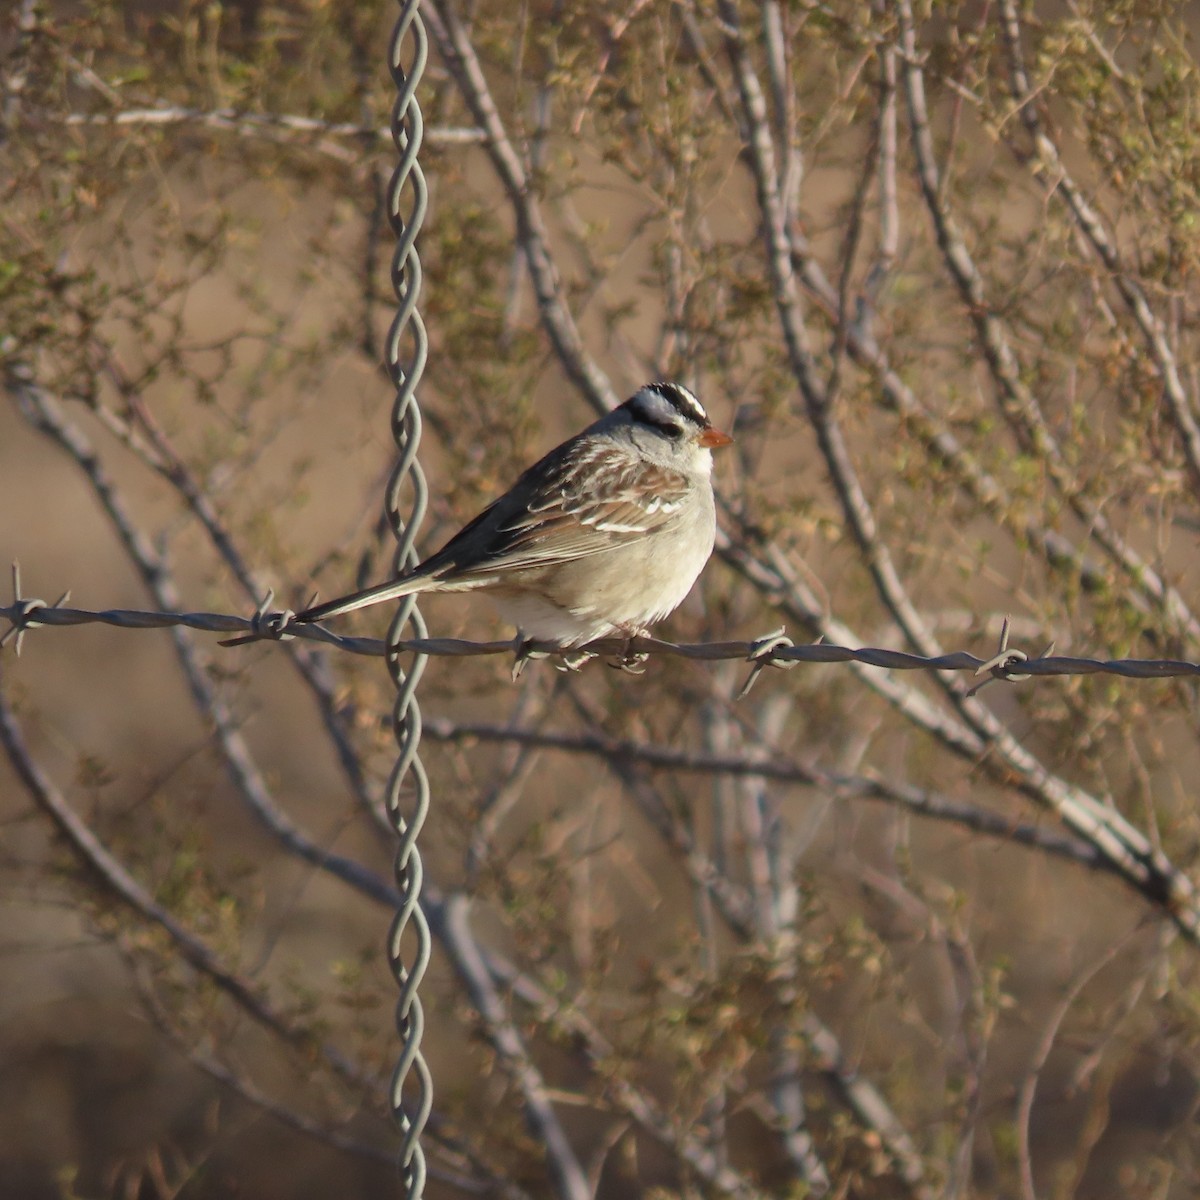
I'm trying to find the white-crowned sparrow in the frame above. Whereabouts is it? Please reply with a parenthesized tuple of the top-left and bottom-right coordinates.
(296, 382, 733, 648)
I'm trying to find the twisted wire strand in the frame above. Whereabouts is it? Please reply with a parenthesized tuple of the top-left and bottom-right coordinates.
(382, 2, 433, 1195)
(5, 597, 1200, 682)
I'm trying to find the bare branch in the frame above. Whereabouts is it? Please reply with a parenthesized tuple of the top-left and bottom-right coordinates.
(895, 0, 1200, 643)
(717, 0, 951, 678)
(0, 669, 381, 1096)
(424, 0, 621, 416)
(441, 895, 591, 1200)
(421, 715, 1116, 871)
(997, 0, 1200, 500)
(56, 104, 483, 162)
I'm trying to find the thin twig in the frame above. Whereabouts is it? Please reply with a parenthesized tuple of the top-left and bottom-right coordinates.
(895, 0, 1200, 643)
(997, 0, 1200, 499)
(57, 104, 483, 161)
(421, 715, 1116, 870)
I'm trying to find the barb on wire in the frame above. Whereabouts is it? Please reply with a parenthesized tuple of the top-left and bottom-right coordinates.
(216, 589, 297, 648)
(0, 562, 69, 655)
(738, 626, 801, 698)
(381, 3, 434, 1197)
(966, 615, 1055, 699)
(6, 592, 1200, 687)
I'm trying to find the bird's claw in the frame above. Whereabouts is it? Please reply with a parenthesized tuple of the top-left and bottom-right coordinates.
(511, 637, 548, 681)
(607, 647, 648, 674)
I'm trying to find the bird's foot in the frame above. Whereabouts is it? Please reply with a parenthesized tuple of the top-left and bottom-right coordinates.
(607, 631, 649, 675)
(510, 636, 595, 679)
(557, 648, 596, 673)
(510, 636, 549, 681)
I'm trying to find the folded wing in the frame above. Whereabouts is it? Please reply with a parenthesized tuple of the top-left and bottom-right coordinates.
(420, 439, 689, 581)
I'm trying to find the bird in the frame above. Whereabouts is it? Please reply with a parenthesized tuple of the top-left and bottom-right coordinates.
(295, 382, 733, 660)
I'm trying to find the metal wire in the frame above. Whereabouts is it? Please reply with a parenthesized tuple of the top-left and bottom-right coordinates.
(6, 591, 1200, 684)
(381, 2, 432, 1195)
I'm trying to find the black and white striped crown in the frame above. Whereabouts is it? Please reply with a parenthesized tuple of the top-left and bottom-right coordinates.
(632, 381, 708, 430)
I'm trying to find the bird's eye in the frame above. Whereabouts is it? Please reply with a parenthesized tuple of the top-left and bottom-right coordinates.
(661, 423, 684, 439)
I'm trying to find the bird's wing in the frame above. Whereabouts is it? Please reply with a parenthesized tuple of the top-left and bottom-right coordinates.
(420, 439, 691, 581)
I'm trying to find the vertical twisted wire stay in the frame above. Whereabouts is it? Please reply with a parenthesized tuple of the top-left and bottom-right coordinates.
(383, 3, 433, 1196)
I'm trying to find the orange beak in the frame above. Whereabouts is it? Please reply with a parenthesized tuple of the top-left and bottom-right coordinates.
(699, 425, 734, 449)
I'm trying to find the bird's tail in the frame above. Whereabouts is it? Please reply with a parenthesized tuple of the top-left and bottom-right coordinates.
(295, 571, 441, 624)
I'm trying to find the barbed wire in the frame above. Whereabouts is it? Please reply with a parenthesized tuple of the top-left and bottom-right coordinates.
(6, 585, 1200, 696)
